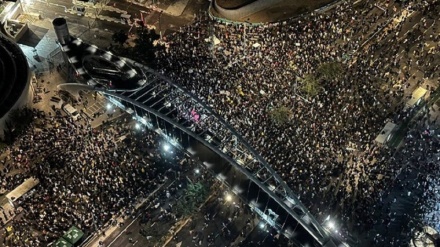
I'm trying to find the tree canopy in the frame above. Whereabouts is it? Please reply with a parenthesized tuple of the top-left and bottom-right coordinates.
(317, 61, 344, 81)
(111, 30, 128, 46)
(175, 182, 209, 217)
(299, 74, 322, 97)
(269, 106, 293, 126)
(132, 28, 163, 66)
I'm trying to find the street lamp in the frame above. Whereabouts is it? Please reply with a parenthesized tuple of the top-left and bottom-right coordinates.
(225, 193, 232, 202)
(163, 143, 171, 152)
(326, 220, 335, 230)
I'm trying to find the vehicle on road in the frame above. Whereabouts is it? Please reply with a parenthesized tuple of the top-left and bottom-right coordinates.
(73, 5, 86, 16)
(63, 103, 80, 121)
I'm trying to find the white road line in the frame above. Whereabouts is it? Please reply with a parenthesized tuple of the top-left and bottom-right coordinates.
(107, 215, 141, 247)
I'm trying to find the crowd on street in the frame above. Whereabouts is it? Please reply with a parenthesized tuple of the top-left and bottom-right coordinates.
(0, 0, 439, 246)
(0, 112, 187, 246)
(157, 0, 440, 244)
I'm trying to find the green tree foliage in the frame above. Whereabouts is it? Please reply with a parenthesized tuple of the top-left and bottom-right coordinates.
(4, 107, 35, 144)
(269, 106, 292, 126)
(317, 62, 344, 81)
(111, 30, 129, 46)
(132, 29, 163, 66)
(299, 74, 321, 97)
(175, 182, 209, 217)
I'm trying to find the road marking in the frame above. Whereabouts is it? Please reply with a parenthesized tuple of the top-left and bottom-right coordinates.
(107, 215, 140, 247)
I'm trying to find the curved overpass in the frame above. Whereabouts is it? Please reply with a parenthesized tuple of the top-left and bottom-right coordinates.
(60, 38, 339, 247)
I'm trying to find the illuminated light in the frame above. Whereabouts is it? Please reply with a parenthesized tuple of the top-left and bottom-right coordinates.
(115, 59, 126, 67)
(170, 137, 178, 146)
(106, 103, 112, 110)
(225, 194, 232, 202)
(327, 221, 335, 229)
(163, 143, 171, 152)
(72, 39, 82, 46)
(86, 45, 97, 53)
(195, 168, 200, 174)
(127, 69, 137, 78)
(135, 123, 141, 130)
(259, 222, 265, 229)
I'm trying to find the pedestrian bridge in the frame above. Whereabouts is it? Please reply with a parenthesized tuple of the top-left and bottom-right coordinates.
(59, 38, 339, 247)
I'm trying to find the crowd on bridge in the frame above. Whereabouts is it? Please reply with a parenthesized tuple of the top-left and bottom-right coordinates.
(156, 0, 439, 245)
(0, 112, 186, 247)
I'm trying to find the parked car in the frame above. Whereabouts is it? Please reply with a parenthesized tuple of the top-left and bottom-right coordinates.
(49, 96, 63, 109)
(63, 104, 80, 121)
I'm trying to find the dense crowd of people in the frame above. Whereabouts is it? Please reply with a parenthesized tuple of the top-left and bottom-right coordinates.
(0, 112, 188, 246)
(155, 0, 439, 244)
(0, 0, 438, 246)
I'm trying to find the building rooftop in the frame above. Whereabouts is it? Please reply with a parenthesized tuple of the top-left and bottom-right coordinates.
(0, 34, 29, 118)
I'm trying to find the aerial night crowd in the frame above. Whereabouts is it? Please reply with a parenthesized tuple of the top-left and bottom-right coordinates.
(1, 113, 187, 246)
(157, 0, 439, 245)
(0, 0, 439, 246)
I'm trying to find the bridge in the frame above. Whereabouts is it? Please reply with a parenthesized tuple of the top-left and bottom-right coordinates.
(58, 35, 341, 247)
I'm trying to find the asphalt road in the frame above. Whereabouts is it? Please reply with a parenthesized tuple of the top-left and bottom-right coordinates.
(24, 0, 202, 37)
(25, 1, 128, 31)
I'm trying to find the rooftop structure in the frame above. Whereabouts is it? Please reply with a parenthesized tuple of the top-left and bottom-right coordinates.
(0, 33, 32, 137)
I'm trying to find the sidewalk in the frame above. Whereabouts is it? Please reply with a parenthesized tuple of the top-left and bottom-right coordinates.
(73, 0, 191, 16)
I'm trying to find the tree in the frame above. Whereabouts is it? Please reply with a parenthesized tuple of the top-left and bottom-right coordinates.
(111, 30, 128, 46)
(299, 74, 321, 97)
(132, 28, 163, 66)
(269, 106, 292, 126)
(317, 62, 344, 81)
(4, 107, 35, 144)
(175, 182, 209, 217)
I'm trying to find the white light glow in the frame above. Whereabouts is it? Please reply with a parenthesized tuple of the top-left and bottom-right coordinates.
(86, 45, 97, 53)
(72, 39, 82, 46)
(163, 143, 171, 152)
(327, 221, 335, 229)
(68, 56, 78, 63)
(115, 59, 126, 67)
(127, 69, 137, 78)
(225, 194, 232, 202)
